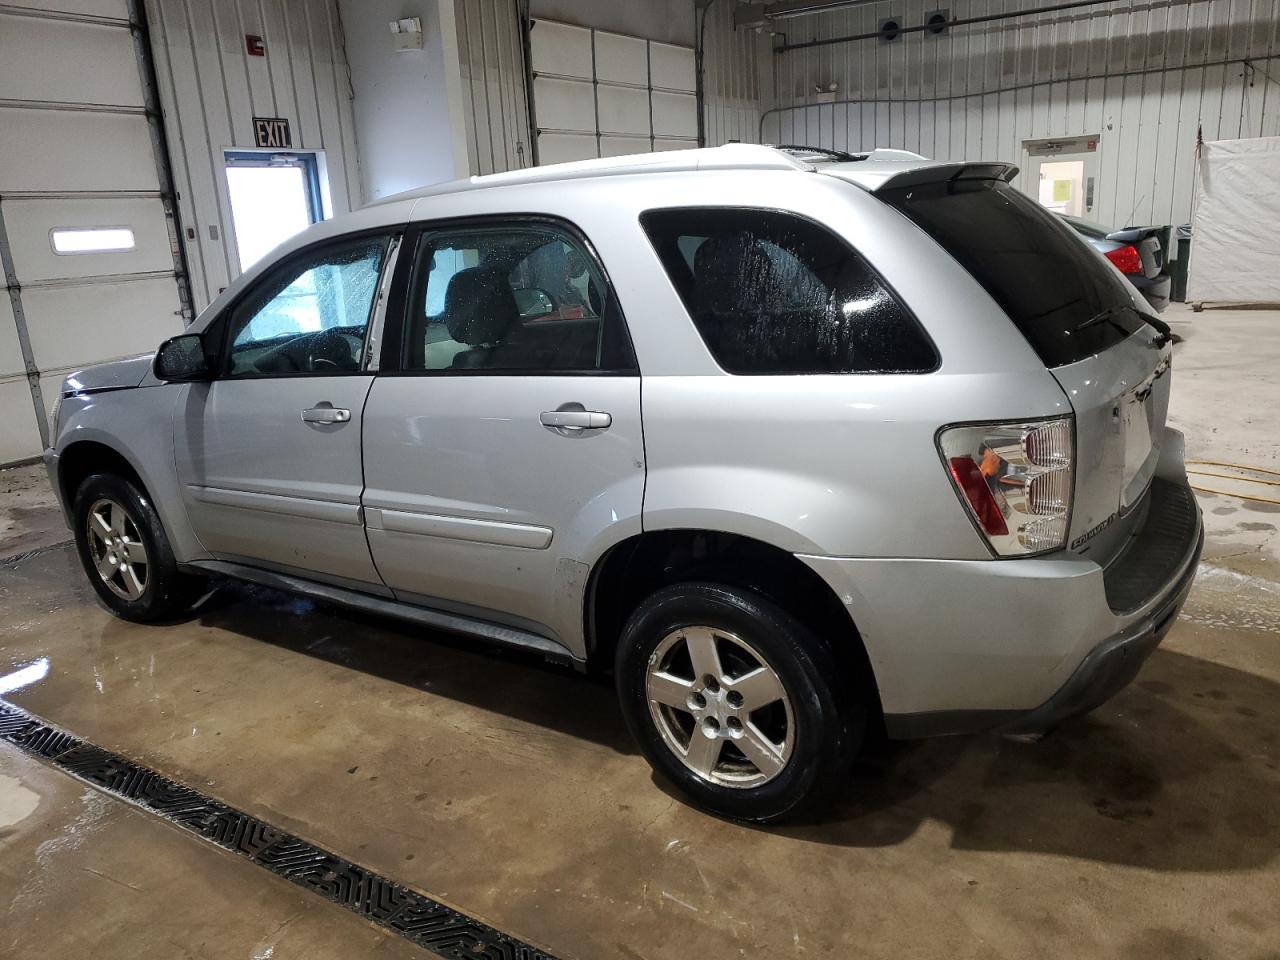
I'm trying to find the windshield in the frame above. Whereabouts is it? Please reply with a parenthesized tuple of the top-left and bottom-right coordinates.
(881, 179, 1143, 367)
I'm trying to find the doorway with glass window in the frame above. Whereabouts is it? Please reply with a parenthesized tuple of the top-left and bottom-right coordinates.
(224, 151, 328, 273)
(1021, 136, 1100, 219)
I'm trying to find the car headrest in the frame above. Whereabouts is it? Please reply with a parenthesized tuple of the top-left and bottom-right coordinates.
(444, 266, 520, 345)
(691, 235, 774, 316)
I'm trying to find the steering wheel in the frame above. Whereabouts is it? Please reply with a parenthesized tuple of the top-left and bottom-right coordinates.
(308, 329, 360, 372)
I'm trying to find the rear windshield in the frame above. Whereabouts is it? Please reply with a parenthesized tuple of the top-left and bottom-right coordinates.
(881, 179, 1143, 367)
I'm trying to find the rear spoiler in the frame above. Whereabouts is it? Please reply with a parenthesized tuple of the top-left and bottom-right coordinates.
(872, 162, 1019, 193)
(1105, 225, 1163, 244)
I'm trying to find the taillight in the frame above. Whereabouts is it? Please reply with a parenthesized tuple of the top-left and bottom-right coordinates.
(938, 417, 1074, 557)
(1104, 244, 1142, 274)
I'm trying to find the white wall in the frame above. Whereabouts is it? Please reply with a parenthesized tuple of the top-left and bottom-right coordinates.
(339, 0, 469, 202)
(760, 0, 1280, 230)
(147, 0, 363, 310)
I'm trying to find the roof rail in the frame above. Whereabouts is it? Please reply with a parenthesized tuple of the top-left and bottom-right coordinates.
(774, 144, 929, 164)
(375, 144, 813, 208)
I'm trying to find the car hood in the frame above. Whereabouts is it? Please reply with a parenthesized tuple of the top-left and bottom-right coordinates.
(63, 354, 155, 394)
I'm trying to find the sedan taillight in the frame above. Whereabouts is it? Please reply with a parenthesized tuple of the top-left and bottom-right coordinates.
(938, 418, 1074, 557)
(1104, 244, 1143, 274)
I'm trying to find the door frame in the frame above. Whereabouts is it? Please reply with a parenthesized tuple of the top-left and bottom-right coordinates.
(376, 213, 640, 376)
(1020, 135, 1101, 219)
(217, 146, 333, 279)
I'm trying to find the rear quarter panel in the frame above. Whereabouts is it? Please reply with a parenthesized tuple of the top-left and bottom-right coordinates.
(605, 170, 1072, 559)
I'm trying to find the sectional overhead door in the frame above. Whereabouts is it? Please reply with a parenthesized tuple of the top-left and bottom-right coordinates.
(529, 19, 699, 165)
(0, 0, 187, 465)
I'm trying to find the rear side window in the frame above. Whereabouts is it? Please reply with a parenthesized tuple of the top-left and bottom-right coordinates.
(640, 208, 936, 375)
(881, 179, 1143, 367)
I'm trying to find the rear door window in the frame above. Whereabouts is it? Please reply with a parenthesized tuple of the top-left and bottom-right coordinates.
(880, 179, 1143, 367)
(400, 222, 636, 373)
(640, 208, 936, 375)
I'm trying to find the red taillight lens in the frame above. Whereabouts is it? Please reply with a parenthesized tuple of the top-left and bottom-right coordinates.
(947, 456, 1009, 536)
(1104, 244, 1143, 274)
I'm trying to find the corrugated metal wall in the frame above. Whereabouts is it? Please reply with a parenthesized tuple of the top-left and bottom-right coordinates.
(454, 0, 533, 174)
(761, 0, 1280, 228)
(145, 0, 362, 311)
(701, 0, 772, 145)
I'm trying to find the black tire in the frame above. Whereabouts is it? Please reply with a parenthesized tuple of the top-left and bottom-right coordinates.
(615, 582, 863, 823)
(72, 472, 204, 622)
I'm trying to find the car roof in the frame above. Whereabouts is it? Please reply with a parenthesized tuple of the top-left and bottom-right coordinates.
(373, 144, 812, 207)
(371, 143, 999, 211)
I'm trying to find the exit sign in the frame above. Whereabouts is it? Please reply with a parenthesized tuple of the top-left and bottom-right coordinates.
(252, 117, 291, 148)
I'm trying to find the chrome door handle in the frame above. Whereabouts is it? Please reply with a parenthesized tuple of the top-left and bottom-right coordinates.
(539, 409, 611, 431)
(301, 406, 351, 423)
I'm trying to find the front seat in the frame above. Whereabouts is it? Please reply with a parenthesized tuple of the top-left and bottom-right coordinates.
(443, 265, 521, 369)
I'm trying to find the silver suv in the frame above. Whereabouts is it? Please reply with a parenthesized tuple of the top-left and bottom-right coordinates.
(45, 145, 1202, 822)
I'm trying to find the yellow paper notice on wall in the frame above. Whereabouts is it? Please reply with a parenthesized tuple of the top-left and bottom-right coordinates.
(1052, 179, 1072, 202)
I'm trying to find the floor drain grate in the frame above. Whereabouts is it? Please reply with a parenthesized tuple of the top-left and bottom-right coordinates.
(0, 699, 559, 960)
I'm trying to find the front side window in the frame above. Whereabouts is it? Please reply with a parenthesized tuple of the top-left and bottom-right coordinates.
(402, 223, 634, 373)
(641, 208, 936, 374)
(225, 235, 388, 377)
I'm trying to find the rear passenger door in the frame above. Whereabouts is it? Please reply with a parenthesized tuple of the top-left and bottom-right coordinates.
(361, 219, 644, 653)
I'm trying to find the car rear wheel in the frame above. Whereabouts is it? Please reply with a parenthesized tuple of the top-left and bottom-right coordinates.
(72, 473, 204, 622)
(616, 582, 862, 822)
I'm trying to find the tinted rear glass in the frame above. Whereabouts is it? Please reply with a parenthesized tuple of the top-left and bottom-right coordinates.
(640, 208, 937, 375)
(881, 179, 1143, 367)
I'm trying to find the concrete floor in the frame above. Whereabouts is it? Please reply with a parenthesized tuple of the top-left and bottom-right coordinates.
(1, 304, 1279, 959)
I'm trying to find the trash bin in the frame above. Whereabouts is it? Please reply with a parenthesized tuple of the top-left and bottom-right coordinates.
(1172, 223, 1192, 302)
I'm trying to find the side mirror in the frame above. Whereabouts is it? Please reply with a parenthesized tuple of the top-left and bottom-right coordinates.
(513, 287, 556, 318)
(154, 333, 212, 382)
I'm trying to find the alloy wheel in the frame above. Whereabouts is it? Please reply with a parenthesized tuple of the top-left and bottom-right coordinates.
(645, 625, 795, 788)
(85, 498, 149, 601)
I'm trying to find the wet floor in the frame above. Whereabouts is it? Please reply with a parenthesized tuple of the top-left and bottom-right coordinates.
(1, 542, 1277, 959)
(0, 742, 419, 959)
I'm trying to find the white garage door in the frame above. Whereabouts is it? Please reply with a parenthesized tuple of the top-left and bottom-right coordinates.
(0, 0, 187, 465)
(529, 20, 698, 165)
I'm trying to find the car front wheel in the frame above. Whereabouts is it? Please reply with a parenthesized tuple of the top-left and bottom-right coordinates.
(72, 473, 204, 622)
(616, 582, 862, 823)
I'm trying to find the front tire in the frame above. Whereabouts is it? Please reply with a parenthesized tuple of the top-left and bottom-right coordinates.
(616, 582, 863, 823)
(72, 473, 203, 622)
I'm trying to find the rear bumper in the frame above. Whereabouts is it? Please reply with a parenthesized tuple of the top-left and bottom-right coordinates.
(800, 476, 1203, 737)
(1130, 271, 1172, 313)
(998, 517, 1201, 735)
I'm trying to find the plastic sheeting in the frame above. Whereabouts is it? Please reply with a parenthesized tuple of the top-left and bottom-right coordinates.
(1188, 137, 1280, 304)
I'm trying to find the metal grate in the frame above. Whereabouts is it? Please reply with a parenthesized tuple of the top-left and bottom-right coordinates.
(0, 700, 559, 960)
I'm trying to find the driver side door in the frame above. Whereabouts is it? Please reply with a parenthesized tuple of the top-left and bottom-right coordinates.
(175, 232, 396, 590)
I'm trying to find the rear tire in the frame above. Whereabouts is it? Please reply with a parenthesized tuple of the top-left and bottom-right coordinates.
(72, 473, 204, 622)
(615, 582, 863, 823)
